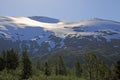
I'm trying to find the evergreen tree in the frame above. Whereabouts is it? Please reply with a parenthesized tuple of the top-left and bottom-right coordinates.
(44, 61, 51, 76)
(114, 60, 120, 80)
(74, 59, 82, 77)
(55, 56, 67, 76)
(99, 61, 111, 80)
(84, 53, 98, 80)
(0, 51, 6, 70)
(6, 49, 19, 70)
(0, 51, 7, 69)
(21, 50, 32, 79)
(55, 62, 59, 76)
(36, 56, 42, 71)
(0, 57, 4, 71)
(111, 65, 117, 80)
(1, 49, 19, 70)
(84, 53, 111, 80)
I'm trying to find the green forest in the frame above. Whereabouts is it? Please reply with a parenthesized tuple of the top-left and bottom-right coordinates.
(0, 49, 120, 80)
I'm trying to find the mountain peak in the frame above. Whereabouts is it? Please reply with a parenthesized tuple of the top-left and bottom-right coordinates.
(91, 18, 105, 21)
(29, 16, 60, 23)
(0, 16, 120, 58)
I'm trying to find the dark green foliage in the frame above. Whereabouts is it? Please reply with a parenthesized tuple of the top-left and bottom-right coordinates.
(6, 49, 19, 70)
(21, 50, 32, 79)
(84, 53, 98, 80)
(0, 49, 19, 70)
(55, 56, 67, 76)
(84, 53, 112, 80)
(36, 56, 43, 71)
(44, 61, 51, 76)
(0, 57, 4, 71)
(98, 61, 111, 80)
(0, 49, 118, 80)
(74, 59, 82, 77)
(36, 59, 41, 70)
(55, 61, 59, 76)
(114, 60, 120, 79)
(0, 51, 6, 68)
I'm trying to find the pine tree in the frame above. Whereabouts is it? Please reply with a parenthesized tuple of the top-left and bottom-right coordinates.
(0, 57, 4, 71)
(1, 49, 19, 70)
(44, 61, 51, 76)
(21, 50, 32, 79)
(84, 53, 111, 80)
(36, 56, 42, 71)
(84, 53, 98, 80)
(55, 62, 59, 76)
(6, 49, 19, 70)
(114, 60, 120, 79)
(55, 56, 67, 76)
(98, 61, 111, 80)
(74, 59, 82, 77)
(0, 51, 6, 70)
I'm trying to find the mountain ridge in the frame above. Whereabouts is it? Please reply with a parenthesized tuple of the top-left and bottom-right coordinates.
(0, 16, 120, 64)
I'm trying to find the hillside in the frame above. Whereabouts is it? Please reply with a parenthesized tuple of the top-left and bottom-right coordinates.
(0, 16, 120, 64)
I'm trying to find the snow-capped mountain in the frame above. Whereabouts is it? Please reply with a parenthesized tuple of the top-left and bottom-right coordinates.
(0, 16, 120, 40)
(0, 16, 120, 61)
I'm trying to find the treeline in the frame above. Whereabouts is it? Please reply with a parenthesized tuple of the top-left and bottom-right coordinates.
(0, 49, 120, 80)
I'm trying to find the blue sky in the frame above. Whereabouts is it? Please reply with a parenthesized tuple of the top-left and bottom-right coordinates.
(0, 0, 120, 21)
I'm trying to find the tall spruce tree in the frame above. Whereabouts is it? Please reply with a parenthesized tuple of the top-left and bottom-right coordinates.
(55, 56, 67, 76)
(74, 59, 82, 77)
(55, 61, 59, 76)
(84, 53, 111, 80)
(98, 61, 111, 80)
(44, 61, 51, 76)
(36, 56, 42, 71)
(84, 53, 98, 80)
(0, 49, 19, 72)
(21, 50, 32, 79)
(4, 49, 19, 70)
(114, 60, 120, 80)
(0, 51, 6, 71)
(0, 57, 4, 71)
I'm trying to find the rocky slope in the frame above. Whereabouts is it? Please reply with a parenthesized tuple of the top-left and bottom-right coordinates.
(0, 16, 120, 64)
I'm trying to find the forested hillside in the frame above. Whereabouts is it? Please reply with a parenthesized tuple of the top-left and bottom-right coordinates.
(0, 49, 119, 80)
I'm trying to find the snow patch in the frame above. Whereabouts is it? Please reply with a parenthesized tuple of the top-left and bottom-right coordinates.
(0, 16, 120, 42)
(49, 41, 55, 48)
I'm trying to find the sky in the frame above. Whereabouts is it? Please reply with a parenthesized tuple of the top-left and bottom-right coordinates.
(0, 0, 120, 22)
